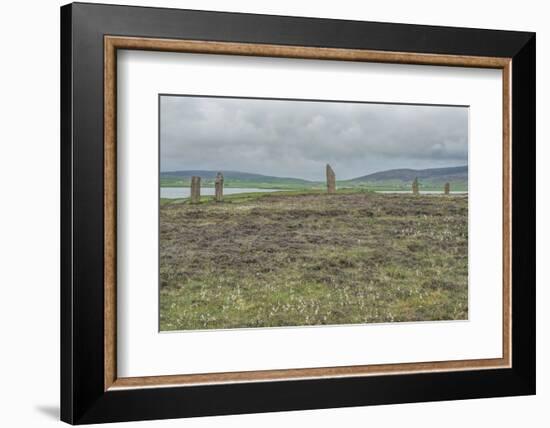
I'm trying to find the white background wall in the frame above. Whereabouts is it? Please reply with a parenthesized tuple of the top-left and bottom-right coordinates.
(0, 0, 546, 426)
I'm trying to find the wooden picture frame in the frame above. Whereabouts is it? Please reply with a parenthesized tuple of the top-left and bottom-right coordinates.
(61, 2, 535, 424)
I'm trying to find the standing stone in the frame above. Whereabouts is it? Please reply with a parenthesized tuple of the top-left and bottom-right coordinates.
(214, 172, 224, 202)
(190, 176, 201, 203)
(412, 177, 419, 195)
(444, 182, 450, 195)
(326, 164, 336, 194)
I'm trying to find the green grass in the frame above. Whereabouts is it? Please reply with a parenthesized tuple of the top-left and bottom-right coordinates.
(338, 182, 468, 192)
(160, 190, 468, 330)
(160, 177, 467, 192)
(160, 188, 372, 206)
(160, 177, 319, 190)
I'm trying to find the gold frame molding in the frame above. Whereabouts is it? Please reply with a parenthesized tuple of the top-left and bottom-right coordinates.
(104, 35, 512, 391)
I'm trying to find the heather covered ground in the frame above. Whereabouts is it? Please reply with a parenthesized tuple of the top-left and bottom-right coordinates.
(159, 190, 468, 331)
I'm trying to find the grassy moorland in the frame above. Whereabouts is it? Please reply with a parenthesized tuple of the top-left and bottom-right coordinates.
(159, 190, 468, 331)
(160, 176, 317, 190)
(160, 177, 467, 192)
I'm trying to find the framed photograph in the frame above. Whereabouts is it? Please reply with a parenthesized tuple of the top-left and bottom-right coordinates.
(61, 2, 535, 424)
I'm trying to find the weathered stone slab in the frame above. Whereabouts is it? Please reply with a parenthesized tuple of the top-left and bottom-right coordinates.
(326, 164, 336, 194)
(190, 176, 201, 203)
(215, 172, 224, 202)
(444, 182, 450, 195)
(412, 177, 419, 195)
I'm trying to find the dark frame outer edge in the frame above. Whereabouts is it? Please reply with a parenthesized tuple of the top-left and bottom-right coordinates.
(510, 34, 536, 390)
(60, 4, 74, 425)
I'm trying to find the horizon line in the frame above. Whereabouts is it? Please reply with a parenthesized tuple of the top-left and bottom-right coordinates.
(160, 165, 468, 182)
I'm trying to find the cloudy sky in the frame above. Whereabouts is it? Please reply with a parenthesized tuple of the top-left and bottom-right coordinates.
(160, 95, 468, 181)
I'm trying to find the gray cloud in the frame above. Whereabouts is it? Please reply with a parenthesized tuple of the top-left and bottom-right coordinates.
(160, 95, 468, 181)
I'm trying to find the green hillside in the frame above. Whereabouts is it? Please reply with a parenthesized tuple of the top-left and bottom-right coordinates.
(161, 166, 468, 191)
(160, 170, 320, 189)
(341, 166, 467, 191)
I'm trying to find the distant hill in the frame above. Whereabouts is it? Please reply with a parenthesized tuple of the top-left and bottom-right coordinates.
(347, 165, 467, 182)
(160, 170, 318, 189)
(344, 166, 467, 187)
(161, 166, 468, 191)
(161, 170, 313, 184)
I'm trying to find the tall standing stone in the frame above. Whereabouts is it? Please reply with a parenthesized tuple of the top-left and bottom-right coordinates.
(444, 182, 450, 195)
(326, 164, 336, 194)
(214, 172, 224, 202)
(190, 176, 201, 203)
(412, 177, 419, 195)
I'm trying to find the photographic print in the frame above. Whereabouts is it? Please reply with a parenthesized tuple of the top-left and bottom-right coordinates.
(159, 95, 468, 331)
